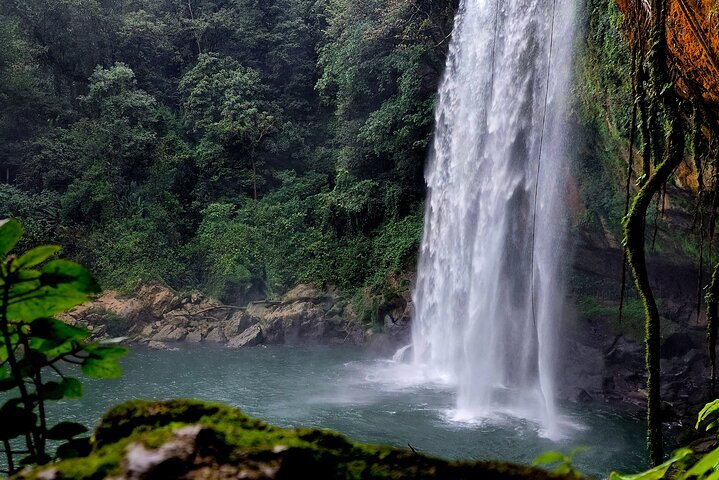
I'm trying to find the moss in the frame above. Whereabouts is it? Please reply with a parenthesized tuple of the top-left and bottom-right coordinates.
(16, 400, 584, 480)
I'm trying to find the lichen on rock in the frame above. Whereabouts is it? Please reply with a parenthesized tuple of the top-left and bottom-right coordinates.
(13, 400, 581, 480)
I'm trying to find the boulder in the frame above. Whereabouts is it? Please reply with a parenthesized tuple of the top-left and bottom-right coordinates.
(223, 311, 257, 338)
(261, 301, 325, 344)
(227, 324, 263, 348)
(282, 284, 322, 303)
(661, 332, 696, 359)
(185, 330, 203, 343)
(204, 327, 226, 343)
(152, 325, 187, 342)
(136, 284, 182, 318)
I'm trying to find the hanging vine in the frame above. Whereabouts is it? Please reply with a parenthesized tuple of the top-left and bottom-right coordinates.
(621, 0, 686, 465)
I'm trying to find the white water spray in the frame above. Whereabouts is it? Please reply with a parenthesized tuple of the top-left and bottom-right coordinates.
(410, 0, 576, 435)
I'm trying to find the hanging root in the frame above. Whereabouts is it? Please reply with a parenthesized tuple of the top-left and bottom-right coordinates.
(707, 262, 719, 394)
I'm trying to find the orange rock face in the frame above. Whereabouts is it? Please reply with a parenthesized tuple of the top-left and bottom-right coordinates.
(617, 0, 719, 108)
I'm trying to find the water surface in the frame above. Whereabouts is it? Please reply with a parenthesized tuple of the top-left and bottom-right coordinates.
(47, 344, 646, 478)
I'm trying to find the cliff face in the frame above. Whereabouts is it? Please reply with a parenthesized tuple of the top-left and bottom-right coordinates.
(616, 0, 719, 110)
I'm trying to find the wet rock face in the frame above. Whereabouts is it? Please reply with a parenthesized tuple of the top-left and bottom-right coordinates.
(17, 400, 580, 480)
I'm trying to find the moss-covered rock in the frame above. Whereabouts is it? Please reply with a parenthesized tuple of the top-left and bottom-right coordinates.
(14, 400, 581, 480)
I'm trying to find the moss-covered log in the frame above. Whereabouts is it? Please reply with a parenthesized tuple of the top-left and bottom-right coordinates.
(13, 400, 583, 480)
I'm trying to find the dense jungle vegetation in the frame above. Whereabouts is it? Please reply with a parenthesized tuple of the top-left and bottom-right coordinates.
(0, 0, 458, 303)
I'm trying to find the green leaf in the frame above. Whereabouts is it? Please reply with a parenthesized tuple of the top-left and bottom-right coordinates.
(81, 358, 123, 379)
(686, 447, 719, 478)
(610, 448, 693, 480)
(88, 345, 128, 361)
(41, 381, 66, 400)
(533, 451, 565, 466)
(61, 377, 83, 398)
(29, 317, 89, 357)
(0, 402, 36, 440)
(0, 219, 23, 255)
(46, 421, 88, 440)
(7, 260, 101, 321)
(697, 400, 719, 430)
(16, 245, 61, 269)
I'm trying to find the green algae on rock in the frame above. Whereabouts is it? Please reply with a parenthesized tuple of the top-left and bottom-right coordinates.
(13, 400, 582, 480)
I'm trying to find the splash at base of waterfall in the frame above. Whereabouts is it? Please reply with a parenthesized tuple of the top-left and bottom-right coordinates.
(389, 344, 566, 440)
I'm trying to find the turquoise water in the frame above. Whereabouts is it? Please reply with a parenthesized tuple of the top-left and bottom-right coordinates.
(45, 344, 647, 478)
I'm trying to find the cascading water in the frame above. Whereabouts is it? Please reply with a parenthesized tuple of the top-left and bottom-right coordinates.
(410, 0, 576, 435)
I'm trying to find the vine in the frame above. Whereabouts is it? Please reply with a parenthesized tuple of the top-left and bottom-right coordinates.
(621, 0, 686, 465)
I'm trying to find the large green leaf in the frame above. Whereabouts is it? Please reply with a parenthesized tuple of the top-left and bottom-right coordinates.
(0, 401, 36, 441)
(686, 447, 719, 478)
(16, 245, 61, 269)
(697, 400, 719, 430)
(610, 448, 693, 480)
(31, 317, 89, 343)
(60, 377, 83, 399)
(7, 260, 101, 321)
(0, 219, 23, 255)
(81, 358, 123, 379)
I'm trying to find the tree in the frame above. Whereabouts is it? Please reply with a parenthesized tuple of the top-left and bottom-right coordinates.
(180, 53, 279, 201)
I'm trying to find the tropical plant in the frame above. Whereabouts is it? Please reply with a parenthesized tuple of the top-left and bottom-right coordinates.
(533, 447, 588, 476)
(0, 219, 126, 476)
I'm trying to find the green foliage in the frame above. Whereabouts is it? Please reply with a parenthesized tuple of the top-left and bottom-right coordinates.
(0, 0, 454, 304)
(696, 400, 719, 433)
(572, 0, 633, 234)
(0, 219, 126, 475)
(533, 447, 588, 476)
(610, 448, 693, 480)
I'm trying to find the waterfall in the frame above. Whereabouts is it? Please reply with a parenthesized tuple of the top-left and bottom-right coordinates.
(410, 0, 576, 434)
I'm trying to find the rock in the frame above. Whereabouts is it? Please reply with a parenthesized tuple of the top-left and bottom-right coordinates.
(140, 325, 155, 338)
(185, 330, 203, 343)
(262, 301, 324, 344)
(123, 425, 205, 480)
(282, 284, 322, 303)
(227, 324, 263, 348)
(661, 332, 696, 359)
(576, 389, 593, 403)
(204, 327, 226, 343)
(152, 325, 187, 342)
(147, 341, 178, 351)
(136, 284, 181, 318)
(605, 336, 643, 368)
(223, 311, 257, 338)
(246, 301, 275, 320)
(162, 312, 191, 328)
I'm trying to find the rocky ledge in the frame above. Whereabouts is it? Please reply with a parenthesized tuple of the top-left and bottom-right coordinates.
(61, 284, 376, 350)
(14, 400, 578, 480)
